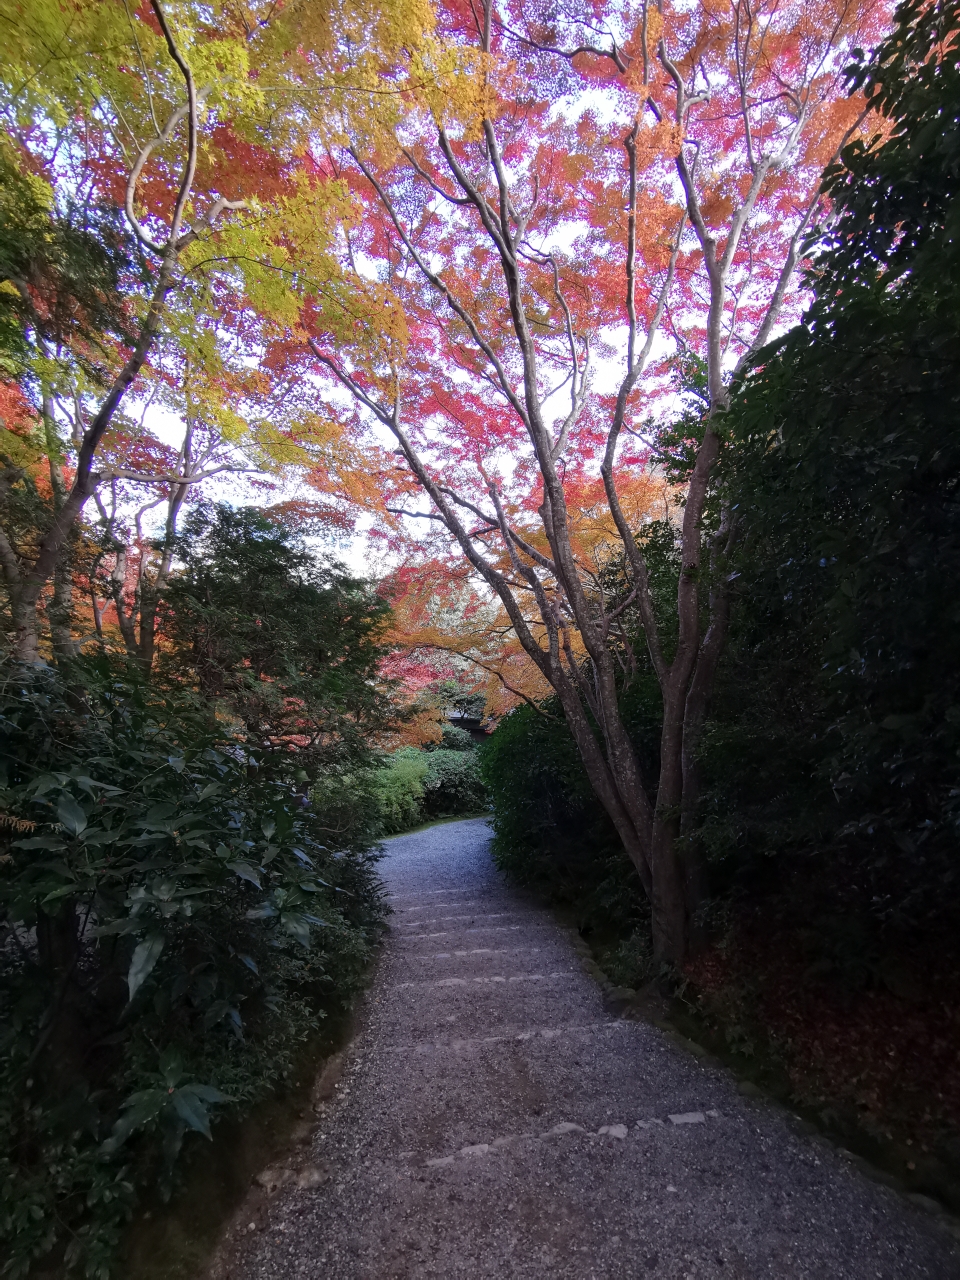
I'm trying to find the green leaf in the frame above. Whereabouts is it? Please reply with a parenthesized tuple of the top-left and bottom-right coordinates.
(181, 1083, 230, 1104)
(202, 999, 232, 1030)
(881, 714, 914, 730)
(143, 802, 177, 823)
(33, 773, 66, 796)
(245, 902, 276, 920)
(81, 828, 119, 846)
(226, 861, 261, 888)
(57, 794, 87, 836)
(127, 934, 165, 1003)
(101, 1089, 166, 1153)
(94, 917, 142, 937)
(159, 1046, 184, 1088)
(171, 1088, 212, 1139)
(40, 883, 78, 906)
(280, 912, 311, 946)
(261, 817, 276, 839)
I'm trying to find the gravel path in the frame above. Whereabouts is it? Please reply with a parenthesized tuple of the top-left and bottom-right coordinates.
(218, 818, 959, 1279)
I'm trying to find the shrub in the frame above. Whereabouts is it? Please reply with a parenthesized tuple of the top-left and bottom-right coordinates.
(434, 723, 475, 752)
(479, 703, 648, 944)
(0, 658, 385, 1278)
(366, 738, 487, 836)
(369, 748, 429, 835)
(307, 766, 383, 849)
(421, 747, 486, 819)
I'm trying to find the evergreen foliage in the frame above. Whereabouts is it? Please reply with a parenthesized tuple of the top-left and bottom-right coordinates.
(163, 505, 394, 771)
(479, 702, 649, 943)
(0, 658, 385, 1277)
(369, 749, 429, 836)
(702, 0, 960, 940)
(370, 743, 487, 836)
(0, 507, 397, 1276)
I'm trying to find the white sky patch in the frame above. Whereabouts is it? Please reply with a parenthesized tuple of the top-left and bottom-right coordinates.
(131, 398, 376, 577)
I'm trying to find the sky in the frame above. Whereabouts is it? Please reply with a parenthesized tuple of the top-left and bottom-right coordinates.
(141, 399, 379, 576)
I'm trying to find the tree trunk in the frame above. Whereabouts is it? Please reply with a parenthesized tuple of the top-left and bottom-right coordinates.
(650, 810, 688, 966)
(112, 554, 141, 659)
(649, 678, 693, 965)
(10, 265, 177, 663)
(49, 541, 80, 661)
(136, 479, 187, 673)
(552, 670, 653, 897)
(678, 519, 735, 951)
(557, 683, 701, 967)
(11, 589, 41, 664)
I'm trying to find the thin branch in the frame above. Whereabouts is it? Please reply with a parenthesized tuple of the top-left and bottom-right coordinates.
(308, 342, 553, 674)
(148, 0, 200, 251)
(495, 18, 629, 74)
(437, 487, 498, 528)
(599, 209, 685, 682)
(97, 463, 251, 485)
(385, 506, 448, 522)
(561, 622, 601, 720)
(737, 105, 871, 368)
(602, 587, 639, 636)
(348, 147, 530, 429)
(401, 147, 473, 206)
(421, 642, 556, 717)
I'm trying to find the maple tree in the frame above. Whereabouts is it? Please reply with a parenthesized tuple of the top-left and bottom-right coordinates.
(303, 0, 888, 964)
(0, 0, 436, 660)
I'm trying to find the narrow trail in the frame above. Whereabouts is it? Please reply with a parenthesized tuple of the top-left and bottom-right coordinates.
(214, 819, 959, 1279)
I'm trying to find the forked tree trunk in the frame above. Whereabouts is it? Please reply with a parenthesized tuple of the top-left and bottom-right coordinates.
(316, 0, 834, 967)
(554, 617, 720, 967)
(107, 460, 191, 674)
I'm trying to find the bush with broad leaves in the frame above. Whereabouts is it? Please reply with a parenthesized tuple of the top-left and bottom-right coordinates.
(0, 656, 385, 1277)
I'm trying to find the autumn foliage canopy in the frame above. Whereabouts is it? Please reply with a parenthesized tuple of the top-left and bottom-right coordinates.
(1, 0, 888, 961)
(295, 0, 887, 959)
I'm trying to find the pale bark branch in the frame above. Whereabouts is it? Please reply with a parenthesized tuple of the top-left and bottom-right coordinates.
(309, 341, 554, 675)
(348, 146, 530, 429)
(737, 105, 871, 368)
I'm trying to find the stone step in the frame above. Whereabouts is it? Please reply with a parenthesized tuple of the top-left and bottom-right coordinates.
(216, 818, 959, 1280)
